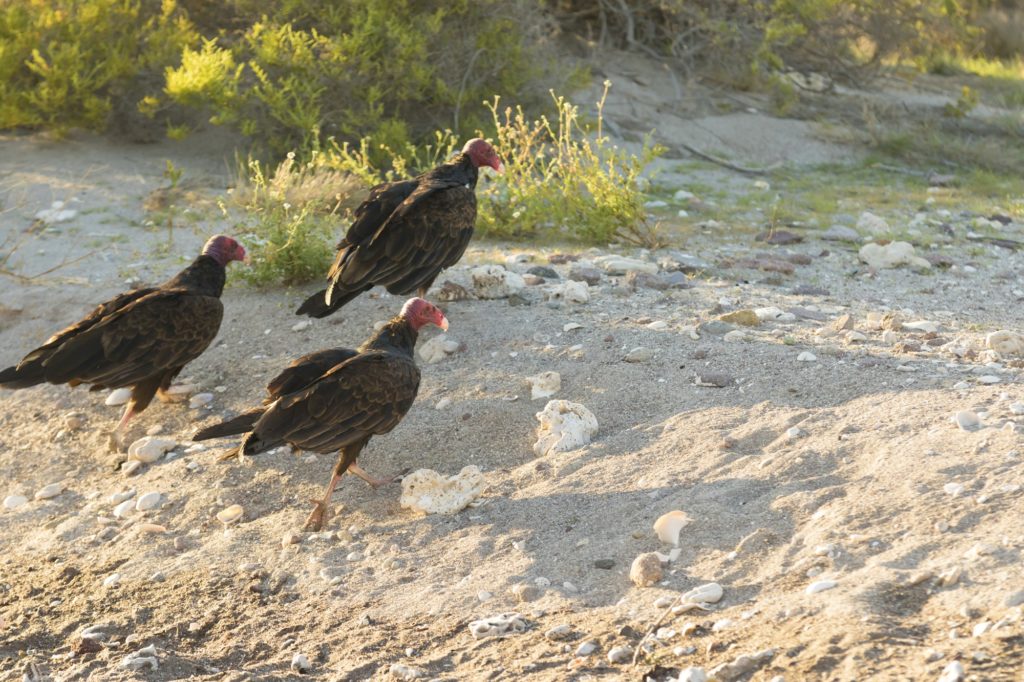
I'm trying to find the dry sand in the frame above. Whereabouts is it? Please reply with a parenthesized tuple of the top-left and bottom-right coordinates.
(1, 92, 1024, 682)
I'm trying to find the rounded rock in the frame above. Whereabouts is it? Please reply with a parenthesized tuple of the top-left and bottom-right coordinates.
(607, 645, 633, 664)
(135, 492, 163, 512)
(630, 552, 663, 587)
(3, 495, 28, 510)
(34, 483, 64, 500)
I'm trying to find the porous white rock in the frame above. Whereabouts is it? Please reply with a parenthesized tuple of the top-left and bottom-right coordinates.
(630, 552, 663, 586)
(471, 265, 525, 299)
(527, 371, 561, 400)
(856, 211, 889, 234)
(399, 466, 484, 515)
(653, 510, 691, 545)
(533, 400, 598, 456)
(468, 612, 527, 639)
(593, 255, 658, 275)
(127, 437, 177, 464)
(105, 388, 133, 406)
(418, 334, 461, 364)
(987, 330, 1024, 357)
(3, 495, 28, 510)
(859, 241, 931, 270)
(550, 280, 590, 304)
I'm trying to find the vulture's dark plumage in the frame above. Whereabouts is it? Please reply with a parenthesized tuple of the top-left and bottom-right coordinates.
(295, 138, 502, 318)
(194, 297, 448, 531)
(0, 235, 246, 450)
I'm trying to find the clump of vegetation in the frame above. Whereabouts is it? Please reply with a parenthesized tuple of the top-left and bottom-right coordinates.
(230, 154, 343, 286)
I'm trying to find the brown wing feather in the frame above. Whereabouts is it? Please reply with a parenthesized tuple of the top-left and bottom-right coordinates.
(244, 351, 420, 455)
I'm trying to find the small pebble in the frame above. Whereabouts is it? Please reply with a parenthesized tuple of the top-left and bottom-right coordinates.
(135, 492, 162, 511)
(944, 482, 965, 497)
(291, 653, 312, 673)
(103, 573, 121, 588)
(624, 347, 653, 363)
(34, 483, 64, 500)
(575, 641, 598, 657)
(216, 504, 243, 525)
(282, 531, 302, 547)
(189, 393, 214, 409)
(955, 410, 980, 431)
(113, 499, 135, 519)
(3, 495, 28, 510)
(292, 320, 311, 332)
(545, 624, 572, 640)
(607, 645, 633, 663)
(806, 579, 838, 594)
(938, 661, 964, 682)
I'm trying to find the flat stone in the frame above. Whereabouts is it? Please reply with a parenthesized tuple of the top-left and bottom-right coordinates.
(568, 266, 602, 285)
(527, 265, 559, 279)
(755, 229, 803, 245)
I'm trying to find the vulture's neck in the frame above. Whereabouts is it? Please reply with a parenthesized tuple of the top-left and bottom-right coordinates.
(164, 255, 226, 297)
(362, 317, 418, 356)
(448, 153, 479, 189)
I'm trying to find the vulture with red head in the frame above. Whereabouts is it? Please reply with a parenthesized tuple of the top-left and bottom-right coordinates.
(0, 235, 247, 450)
(296, 138, 502, 318)
(194, 297, 448, 531)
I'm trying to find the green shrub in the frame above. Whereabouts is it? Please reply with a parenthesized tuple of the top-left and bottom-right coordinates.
(0, 0, 196, 133)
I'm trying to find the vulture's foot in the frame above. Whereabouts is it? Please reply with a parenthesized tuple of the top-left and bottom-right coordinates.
(156, 387, 190, 404)
(217, 446, 244, 462)
(348, 463, 407, 489)
(302, 499, 330, 532)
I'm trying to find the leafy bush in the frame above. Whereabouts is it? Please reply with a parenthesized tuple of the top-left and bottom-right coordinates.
(0, 0, 196, 133)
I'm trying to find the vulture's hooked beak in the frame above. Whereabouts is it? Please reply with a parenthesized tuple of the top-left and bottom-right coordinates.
(438, 314, 450, 332)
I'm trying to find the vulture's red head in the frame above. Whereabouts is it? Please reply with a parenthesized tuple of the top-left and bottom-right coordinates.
(202, 235, 248, 266)
(462, 138, 503, 174)
(401, 298, 449, 332)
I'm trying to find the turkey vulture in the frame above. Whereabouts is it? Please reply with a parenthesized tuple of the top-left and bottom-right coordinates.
(0, 235, 246, 450)
(295, 138, 502, 318)
(194, 297, 448, 531)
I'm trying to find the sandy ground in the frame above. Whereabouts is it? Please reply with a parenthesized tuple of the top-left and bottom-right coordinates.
(2, 82, 1024, 682)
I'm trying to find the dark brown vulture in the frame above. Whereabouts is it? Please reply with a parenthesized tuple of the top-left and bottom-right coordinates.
(295, 138, 502, 318)
(0, 235, 246, 450)
(194, 297, 448, 531)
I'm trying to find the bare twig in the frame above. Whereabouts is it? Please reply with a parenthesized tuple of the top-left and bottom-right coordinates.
(0, 250, 96, 282)
(678, 141, 782, 175)
(631, 596, 680, 666)
(453, 48, 485, 132)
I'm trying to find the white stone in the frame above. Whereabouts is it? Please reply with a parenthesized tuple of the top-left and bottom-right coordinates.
(978, 375, 1000, 385)
(418, 334, 461, 364)
(468, 612, 527, 639)
(111, 489, 135, 504)
(754, 306, 786, 321)
(105, 388, 133, 406)
(3, 495, 28, 510)
(624, 347, 654, 363)
(856, 211, 889, 234)
(653, 510, 691, 545)
(682, 582, 724, 604)
(806, 579, 838, 594)
(113, 500, 135, 518)
(987, 330, 1024, 357)
(550, 280, 590, 304)
(944, 483, 965, 497)
(399, 466, 484, 515)
(545, 624, 572, 640)
(859, 241, 931, 270)
(938, 661, 964, 682)
(903, 320, 939, 333)
(647, 320, 668, 331)
(533, 400, 598, 456)
(797, 351, 817, 362)
(954, 410, 980, 431)
(677, 668, 708, 682)
(471, 265, 525, 299)
(103, 573, 122, 588)
(189, 393, 214, 409)
(674, 190, 696, 202)
(389, 663, 426, 680)
(291, 654, 312, 673)
(34, 483, 63, 500)
(575, 641, 598, 657)
(527, 372, 561, 400)
(35, 200, 78, 224)
(593, 255, 658, 275)
(135, 492, 162, 511)
(607, 645, 633, 663)
(216, 504, 243, 524)
(291, 320, 311, 332)
(127, 437, 178, 464)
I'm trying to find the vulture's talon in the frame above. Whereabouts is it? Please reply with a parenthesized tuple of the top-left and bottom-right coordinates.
(303, 500, 330, 532)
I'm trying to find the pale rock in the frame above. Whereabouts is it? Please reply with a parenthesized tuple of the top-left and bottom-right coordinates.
(754, 306, 786, 321)
(978, 375, 1000, 385)
(550, 280, 590, 304)
(575, 641, 598, 657)
(797, 351, 817, 362)
(624, 347, 653, 363)
(677, 668, 708, 682)
(113, 500, 135, 519)
(291, 320, 311, 332)
(846, 331, 867, 343)
(418, 334, 461, 364)
(904, 320, 939, 333)
(647, 320, 669, 331)
(1003, 590, 1024, 607)
(938, 661, 964, 682)
(630, 552, 663, 587)
(856, 211, 889, 234)
(35, 200, 78, 224)
(533, 400, 598, 456)
(189, 392, 214, 409)
(105, 388, 133, 406)
(120, 644, 159, 671)
(723, 330, 747, 343)
(954, 410, 980, 431)
(127, 437, 178, 463)
(103, 573, 122, 588)
(471, 265, 525, 299)
(399, 466, 484, 515)
(708, 648, 776, 681)
(216, 504, 243, 524)
(653, 510, 691, 545)
(389, 663, 426, 680)
(986, 330, 1024, 357)
(135, 492, 162, 511)
(435, 397, 452, 410)
(34, 483, 63, 500)
(859, 241, 931, 270)
(882, 330, 898, 344)
(468, 612, 527, 639)
(594, 255, 658, 275)
(291, 653, 312, 673)
(527, 372, 561, 400)
(806, 579, 837, 594)
(545, 624, 572, 640)
(944, 483, 965, 497)
(682, 582, 724, 604)
(821, 224, 859, 241)
(3, 495, 28, 510)
(674, 189, 696, 202)
(607, 645, 632, 663)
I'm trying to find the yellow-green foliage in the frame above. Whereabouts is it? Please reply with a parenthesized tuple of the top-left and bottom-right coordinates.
(0, 0, 196, 133)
